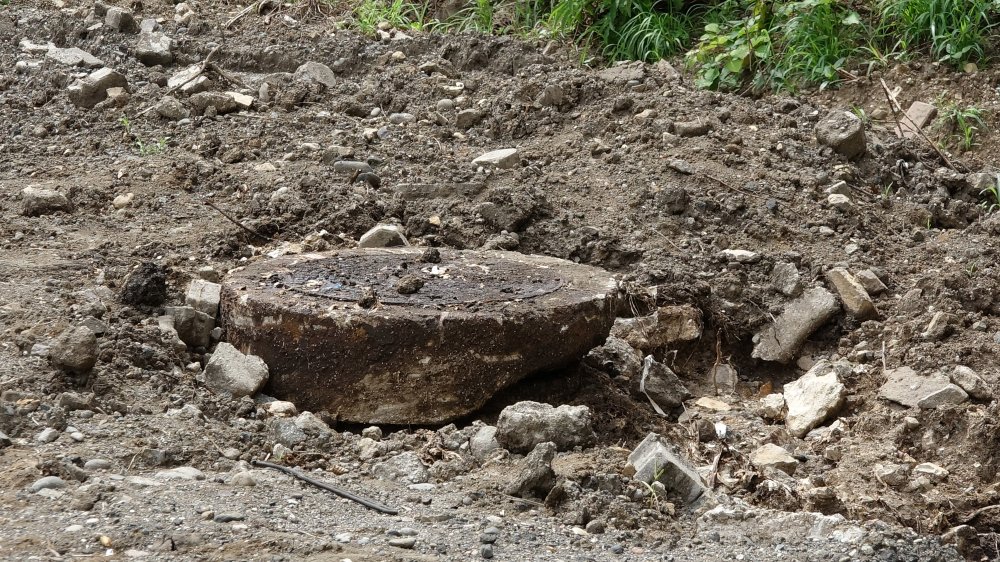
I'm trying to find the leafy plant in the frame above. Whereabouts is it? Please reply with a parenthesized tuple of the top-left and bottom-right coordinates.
(941, 104, 987, 150)
(980, 180, 1000, 213)
(354, 0, 426, 33)
(875, 0, 999, 67)
(771, 0, 863, 90)
(685, 1, 774, 91)
(550, 0, 696, 63)
(136, 137, 168, 157)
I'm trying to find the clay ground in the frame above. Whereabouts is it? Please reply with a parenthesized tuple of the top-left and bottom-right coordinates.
(2, 0, 1000, 560)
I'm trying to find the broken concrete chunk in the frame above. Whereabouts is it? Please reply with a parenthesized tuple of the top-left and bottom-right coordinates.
(358, 224, 408, 248)
(626, 433, 706, 503)
(21, 187, 70, 216)
(295, 61, 337, 89)
(504, 441, 557, 498)
(855, 269, 887, 295)
(67, 67, 128, 108)
(770, 262, 802, 296)
(879, 367, 950, 408)
(950, 366, 991, 401)
(227, 91, 254, 110)
(609, 305, 702, 352)
(186, 279, 222, 319)
(917, 383, 968, 409)
(470, 425, 500, 460)
(456, 109, 484, 129)
(203, 343, 269, 397)
(135, 32, 173, 66)
(472, 148, 519, 169)
(496, 401, 595, 453)
(46, 46, 104, 68)
(106, 6, 139, 33)
(164, 306, 214, 348)
(759, 393, 786, 420)
(815, 110, 866, 159)
(825, 268, 876, 320)
(783, 360, 846, 438)
(750, 443, 798, 475)
(639, 355, 689, 416)
(752, 287, 840, 363)
(897, 101, 937, 138)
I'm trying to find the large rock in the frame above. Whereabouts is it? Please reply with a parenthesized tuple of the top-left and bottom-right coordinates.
(824, 268, 876, 320)
(68, 68, 127, 108)
(204, 343, 268, 397)
(752, 288, 840, 363)
(505, 442, 557, 498)
(50, 326, 98, 374)
(496, 401, 595, 453)
(21, 187, 70, 217)
(639, 355, 689, 416)
(783, 360, 846, 437)
(373, 452, 429, 484)
(815, 110, 866, 159)
(135, 32, 173, 66)
(220, 248, 618, 424)
(879, 367, 950, 408)
(358, 224, 408, 248)
(626, 433, 706, 503)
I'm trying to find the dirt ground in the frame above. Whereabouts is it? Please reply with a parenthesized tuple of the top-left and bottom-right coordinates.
(2, 0, 1000, 560)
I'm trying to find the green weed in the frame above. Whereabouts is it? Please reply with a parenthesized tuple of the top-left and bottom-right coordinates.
(876, 0, 998, 67)
(136, 138, 168, 157)
(772, 0, 863, 90)
(354, 0, 426, 33)
(550, 0, 696, 63)
(941, 104, 987, 150)
(980, 181, 1000, 213)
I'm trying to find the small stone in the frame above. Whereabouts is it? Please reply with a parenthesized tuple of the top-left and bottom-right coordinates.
(167, 65, 211, 94)
(828, 193, 852, 210)
(203, 343, 268, 397)
(472, 148, 519, 169)
(65, 525, 84, 533)
(855, 269, 887, 295)
(31, 476, 67, 493)
(770, 262, 802, 296)
(154, 96, 189, 121)
(156, 466, 205, 481)
(674, 119, 710, 137)
(164, 306, 213, 348)
(186, 279, 222, 318)
(951, 366, 991, 400)
(760, 393, 786, 420)
(21, 187, 71, 217)
(388, 112, 416, 125)
(456, 109, 485, 129)
(229, 471, 257, 487)
(106, 6, 138, 33)
(120, 262, 167, 306)
(585, 519, 606, 534)
(112, 193, 134, 209)
(913, 462, 948, 482)
(50, 326, 98, 374)
(46, 46, 104, 68)
(815, 110, 866, 159)
(189, 91, 239, 115)
(480, 544, 494, 559)
(639, 356, 689, 416)
(388, 537, 416, 549)
(825, 268, 876, 319)
(752, 288, 840, 363)
(917, 384, 968, 409)
(295, 61, 337, 89)
(897, 101, 937, 138)
(358, 224, 408, 248)
(37, 427, 60, 443)
(135, 32, 173, 66)
(373, 452, 429, 484)
(782, 360, 846, 437)
(85, 459, 112, 471)
(68, 67, 128, 108)
(750, 443, 798, 475)
(874, 463, 909, 487)
(470, 425, 501, 460)
(437, 99, 454, 112)
(396, 275, 424, 295)
(921, 311, 950, 341)
(720, 249, 760, 263)
(213, 512, 245, 523)
(496, 401, 595, 453)
(880, 367, 950, 408)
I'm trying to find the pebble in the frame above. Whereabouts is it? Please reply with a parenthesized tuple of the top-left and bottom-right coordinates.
(481, 526, 499, 544)
(31, 476, 67, 493)
(585, 519, 606, 534)
(85, 459, 112, 470)
(229, 471, 256, 486)
(388, 537, 416, 549)
(480, 544, 494, 559)
(65, 524, 84, 533)
(70, 432, 85, 442)
(213, 512, 245, 523)
(36, 427, 59, 443)
(334, 533, 352, 543)
(611, 544, 625, 554)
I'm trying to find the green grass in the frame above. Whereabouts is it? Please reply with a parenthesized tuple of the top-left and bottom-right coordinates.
(550, 0, 698, 62)
(941, 104, 987, 150)
(875, 0, 999, 67)
(354, 0, 427, 33)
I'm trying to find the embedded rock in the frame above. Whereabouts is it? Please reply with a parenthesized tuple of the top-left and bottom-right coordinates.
(204, 343, 269, 397)
(783, 361, 846, 438)
(496, 401, 595, 453)
(752, 288, 840, 363)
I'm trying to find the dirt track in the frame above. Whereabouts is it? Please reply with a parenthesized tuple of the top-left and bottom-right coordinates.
(2, 0, 999, 560)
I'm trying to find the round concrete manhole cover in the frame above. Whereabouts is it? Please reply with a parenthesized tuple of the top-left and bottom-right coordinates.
(220, 248, 619, 424)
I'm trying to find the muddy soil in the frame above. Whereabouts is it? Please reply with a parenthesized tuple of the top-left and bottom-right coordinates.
(1, 0, 999, 560)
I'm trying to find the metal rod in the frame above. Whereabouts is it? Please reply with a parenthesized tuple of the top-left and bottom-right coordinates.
(252, 459, 399, 515)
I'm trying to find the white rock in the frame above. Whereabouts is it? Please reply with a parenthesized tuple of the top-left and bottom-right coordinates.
(879, 367, 950, 408)
(203, 343, 269, 397)
(750, 443, 798, 475)
(913, 462, 948, 481)
(951, 366, 991, 400)
(917, 383, 968, 409)
(185, 279, 222, 318)
(358, 224, 408, 248)
(783, 361, 846, 437)
(759, 393, 786, 420)
(720, 249, 760, 263)
(155, 466, 205, 481)
(472, 148, 519, 169)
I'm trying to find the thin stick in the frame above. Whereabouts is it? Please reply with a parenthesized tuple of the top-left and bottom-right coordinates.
(224, 0, 262, 28)
(880, 79, 957, 171)
(203, 200, 273, 242)
(253, 459, 399, 515)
